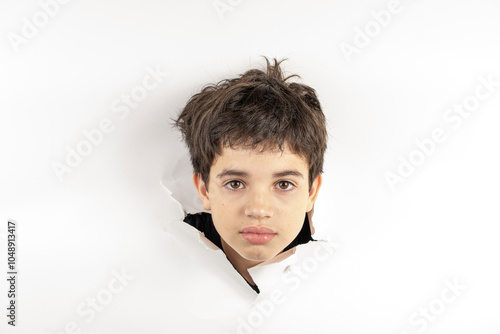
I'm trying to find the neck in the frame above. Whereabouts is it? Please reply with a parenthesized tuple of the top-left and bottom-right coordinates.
(220, 238, 263, 286)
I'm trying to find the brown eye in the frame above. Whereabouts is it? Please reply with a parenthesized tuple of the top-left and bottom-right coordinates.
(226, 180, 243, 190)
(277, 181, 293, 190)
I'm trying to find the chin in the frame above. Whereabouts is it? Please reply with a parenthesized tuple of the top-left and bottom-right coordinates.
(239, 246, 278, 262)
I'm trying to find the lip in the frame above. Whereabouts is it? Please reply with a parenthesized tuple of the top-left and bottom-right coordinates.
(240, 226, 276, 244)
(241, 226, 276, 234)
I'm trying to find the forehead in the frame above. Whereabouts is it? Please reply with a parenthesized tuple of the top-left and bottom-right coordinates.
(211, 144, 309, 175)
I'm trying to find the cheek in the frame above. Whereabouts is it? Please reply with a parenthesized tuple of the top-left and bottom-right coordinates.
(211, 190, 244, 210)
(277, 197, 309, 230)
(283, 211, 306, 231)
(278, 192, 310, 212)
(210, 197, 238, 230)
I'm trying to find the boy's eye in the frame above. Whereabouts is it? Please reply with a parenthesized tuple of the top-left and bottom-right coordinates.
(276, 181, 294, 191)
(225, 180, 244, 190)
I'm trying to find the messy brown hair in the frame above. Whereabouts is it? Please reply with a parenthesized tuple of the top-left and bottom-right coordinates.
(174, 58, 327, 189)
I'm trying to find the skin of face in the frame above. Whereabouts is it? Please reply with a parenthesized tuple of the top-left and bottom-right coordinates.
(193, 143, 322, 274)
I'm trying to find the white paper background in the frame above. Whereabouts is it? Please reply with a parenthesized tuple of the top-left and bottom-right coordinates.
(1, 0, 499, 333)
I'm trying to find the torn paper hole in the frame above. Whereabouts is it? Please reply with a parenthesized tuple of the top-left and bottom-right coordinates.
(161, 152, 216, 251)
(161, 152, 209, 215)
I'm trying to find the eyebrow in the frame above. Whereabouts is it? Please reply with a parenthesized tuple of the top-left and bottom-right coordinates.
(216, 169, 304, 179)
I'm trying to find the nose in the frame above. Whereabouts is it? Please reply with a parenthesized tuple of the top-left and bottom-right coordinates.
(244, 187, 273, 220)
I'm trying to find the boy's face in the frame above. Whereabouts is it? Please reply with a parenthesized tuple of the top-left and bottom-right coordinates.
(193, 143, 322, 263)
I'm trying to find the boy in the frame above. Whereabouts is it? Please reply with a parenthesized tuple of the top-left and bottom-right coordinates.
(173, 58, 327, 294)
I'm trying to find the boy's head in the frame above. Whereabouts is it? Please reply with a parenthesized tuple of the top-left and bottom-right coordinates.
(174, 58, 327, 262)
(174, 58, 327, 190)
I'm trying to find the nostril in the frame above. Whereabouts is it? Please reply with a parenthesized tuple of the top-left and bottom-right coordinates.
(244, 207, 273, 219)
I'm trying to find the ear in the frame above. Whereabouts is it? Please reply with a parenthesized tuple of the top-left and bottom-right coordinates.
(306, 173, 322, 212)
(193, 173, 211, 211)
